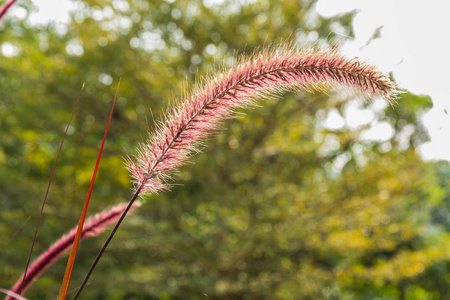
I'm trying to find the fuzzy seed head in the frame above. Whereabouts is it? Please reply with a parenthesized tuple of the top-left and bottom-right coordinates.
(128, 45, 398, 195)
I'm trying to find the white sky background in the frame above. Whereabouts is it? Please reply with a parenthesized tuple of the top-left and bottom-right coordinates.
(6, 0, 450, 161)
(316, 0, 450, 161)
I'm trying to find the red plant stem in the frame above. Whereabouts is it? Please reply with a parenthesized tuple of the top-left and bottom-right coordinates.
(72, 184, 144, 300)
(6, 203, 138, 300)
(19, 83, 84, 295)
(58, 80, 120, 300)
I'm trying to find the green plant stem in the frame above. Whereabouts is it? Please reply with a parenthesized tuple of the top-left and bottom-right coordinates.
(72, 184, 144, 300)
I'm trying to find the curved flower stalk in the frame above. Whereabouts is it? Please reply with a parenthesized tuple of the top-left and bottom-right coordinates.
(127, 46, 398, 195)
(6, 202, 141, 300)
(74, 45, 399, 298)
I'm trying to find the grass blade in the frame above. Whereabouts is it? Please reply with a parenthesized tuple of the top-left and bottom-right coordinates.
(57, 80, 120, 300)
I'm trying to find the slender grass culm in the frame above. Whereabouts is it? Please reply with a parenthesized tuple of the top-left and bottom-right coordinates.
(71, 44, 399, 298)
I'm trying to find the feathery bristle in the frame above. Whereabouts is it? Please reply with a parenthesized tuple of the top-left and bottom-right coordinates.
(128, 45, 398, 195)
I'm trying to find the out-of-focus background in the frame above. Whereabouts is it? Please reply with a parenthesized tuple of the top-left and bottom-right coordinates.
(1, 0, 449, 299)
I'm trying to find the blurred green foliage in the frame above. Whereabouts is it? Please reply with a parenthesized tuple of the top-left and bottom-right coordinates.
(1, 0, 449, 299)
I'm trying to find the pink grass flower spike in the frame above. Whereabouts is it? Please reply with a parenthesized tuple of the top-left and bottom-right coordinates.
(6, 202, 141, 300)
(127, 46, 398, 196)
(0, 0, 17, 21)
(74, 44, 399, 299)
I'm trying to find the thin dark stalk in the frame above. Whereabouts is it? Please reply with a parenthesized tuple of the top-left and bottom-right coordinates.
(20, 83, 84, 295)
(72, 184, 144, 300)
(0, 216, 30, 253)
